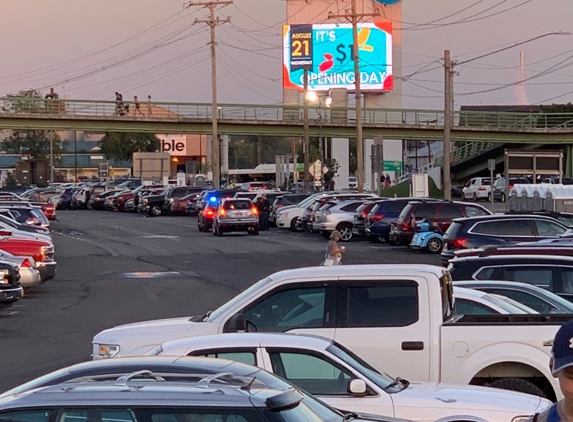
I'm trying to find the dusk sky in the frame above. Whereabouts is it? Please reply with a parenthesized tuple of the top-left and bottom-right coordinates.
(1, 0, 572, 109)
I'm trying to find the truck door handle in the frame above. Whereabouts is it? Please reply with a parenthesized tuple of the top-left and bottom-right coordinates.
(402, 341, 424, 351)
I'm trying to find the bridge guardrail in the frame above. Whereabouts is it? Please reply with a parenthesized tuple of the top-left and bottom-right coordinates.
(3, 98, 573, 130)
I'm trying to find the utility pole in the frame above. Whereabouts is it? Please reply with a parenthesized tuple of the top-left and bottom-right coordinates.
(49, 131, 54, 186)
(303, 67, 310, 190)
(443, 50, 454, 201)
(188, 0, 231, 188)
(329, 0, 378, 192)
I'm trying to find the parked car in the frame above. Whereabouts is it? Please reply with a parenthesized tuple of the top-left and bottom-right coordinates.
(0, 260, 21, 309)
(352, 200, 380, 238)
(240, 181, 270, 191)
(0, 206, 51, 229)
(541, 176, 573, 185)
(194, 189, 237, 214)
(0, 356, 403, 422)
(462, 177, 492, 201)
(57, 187, 77, 210)
(0, 249, 41, 290)
(505, 210, 573, 228)
(451, 184, 463, 198)
(492, 177, 530, 202)
(171, 192, 200, 216)
(300, 193, 378, 232)
(365, 198, 415, 244)
(275, 193, 325, 230)
(454, 280, 573, 314)
(212, 198, 259, 236)
(391, 200, 490, 246)
(269, 193, 311, 227)
(144, 186, 204, 216)
(0, 359, 327, 422)
(454, 286, 537, 315)
(349, 176, 358, 188)
(0, 231, 56, 282)
(89, 190, 124, 210)
(441, 214, 569, 266)
(448, 253, 573, 303)
(313, 199, 372, 241)
(150, 333, 550, 422)
(94, 264, 572, 399)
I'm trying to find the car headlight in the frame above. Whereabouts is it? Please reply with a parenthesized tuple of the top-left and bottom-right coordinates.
(97, 344, 120, 358)
(0, 270, 9, 284)
(168, 198, 174, 203)
(281, 213, 288, 218)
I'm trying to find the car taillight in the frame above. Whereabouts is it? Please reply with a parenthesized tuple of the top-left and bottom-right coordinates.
(26, 217, 40, 225)
(251, 207, 259, 215)
(219, 209, 226, 217)
(509, 185, 514, 189)
(449, 238, 468, 249)
(372, 214, 384, 222)
(361, 209, 369, 218)
(20, 258, 32, 268)
(206, 209, 214, 217)
(402, 222, 410, 231)
(479, 187, 487, 190)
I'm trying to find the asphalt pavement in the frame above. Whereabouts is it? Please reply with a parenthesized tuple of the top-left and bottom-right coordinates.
(0, 210, 440, 392)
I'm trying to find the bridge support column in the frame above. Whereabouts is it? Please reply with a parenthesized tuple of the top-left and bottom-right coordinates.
(364, 138, 374, 192)
(566, 145, 573, 178)
(221, 135, 229, 175)
(332, 138, 349, 190)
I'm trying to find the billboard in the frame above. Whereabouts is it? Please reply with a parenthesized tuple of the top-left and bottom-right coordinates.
(283, 22, 393, 92)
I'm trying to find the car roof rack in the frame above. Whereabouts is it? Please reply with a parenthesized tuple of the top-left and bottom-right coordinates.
(197, 372, 235, 388)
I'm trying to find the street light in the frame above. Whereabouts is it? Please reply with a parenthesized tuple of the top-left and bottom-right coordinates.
(314, 91, 332, 190)
(442, 31, 572, 201)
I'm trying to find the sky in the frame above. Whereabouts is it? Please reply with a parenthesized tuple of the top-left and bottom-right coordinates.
(1, 0, 572, 110)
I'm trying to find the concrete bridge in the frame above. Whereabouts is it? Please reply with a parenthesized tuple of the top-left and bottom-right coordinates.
(2, 98, 573, 143)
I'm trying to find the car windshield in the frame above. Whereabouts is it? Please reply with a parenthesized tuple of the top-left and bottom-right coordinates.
(207, 277, 273, 321)
(297, 194, 321, 208)
(326, 342, 396, 391)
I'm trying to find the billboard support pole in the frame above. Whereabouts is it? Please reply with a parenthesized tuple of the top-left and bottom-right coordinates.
(329, 2, 379, 193)
(187, 0, 232, 189)
(303, 66, 310, 191)
(443, 50, 453, 201)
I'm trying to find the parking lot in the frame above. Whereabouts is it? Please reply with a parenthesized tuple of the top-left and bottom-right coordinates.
(0, 210, 439, 393)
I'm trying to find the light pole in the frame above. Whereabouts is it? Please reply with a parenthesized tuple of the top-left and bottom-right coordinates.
(442, 31, 571, 201)
(315, 93, 332, 190)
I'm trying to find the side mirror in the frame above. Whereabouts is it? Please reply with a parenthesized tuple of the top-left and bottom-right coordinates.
(227, 313, 247, 333)
(348, 379, 367, 395)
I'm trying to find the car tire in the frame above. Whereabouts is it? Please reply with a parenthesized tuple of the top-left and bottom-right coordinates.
(252, 229, 259, 236)
(289, 217, 298, 232)
(424, 237, 443, 254)
(202, 223, 209, 233)
(216, 225, 223, 237)
(337, 223, 353, 242)
(473, 193, 478, 201)
(149, 205, 162, 217)
(487, 378, 546, 398)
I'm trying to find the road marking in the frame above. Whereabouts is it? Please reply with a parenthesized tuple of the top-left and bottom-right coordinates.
(122, 270, 198, 279)
(138, 235, 180, 240)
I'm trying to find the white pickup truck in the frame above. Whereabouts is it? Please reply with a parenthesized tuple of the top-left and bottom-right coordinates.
(93, 264, 571, 401)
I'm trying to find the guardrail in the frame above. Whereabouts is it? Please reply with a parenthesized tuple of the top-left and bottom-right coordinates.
(3, 98, 573, 130)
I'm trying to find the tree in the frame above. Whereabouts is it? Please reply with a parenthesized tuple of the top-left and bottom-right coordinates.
(2, 129, 66, 161)
(99, 132, 161, 162)
(4, 89, 47, 113)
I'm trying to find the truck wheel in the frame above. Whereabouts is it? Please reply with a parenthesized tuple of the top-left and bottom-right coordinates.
(487, 378, 546, 398)
(425, 238, 443, 254)
(149, 205, 162, 216)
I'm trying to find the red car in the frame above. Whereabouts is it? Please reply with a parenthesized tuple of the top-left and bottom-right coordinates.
(171, 192, 201, 216)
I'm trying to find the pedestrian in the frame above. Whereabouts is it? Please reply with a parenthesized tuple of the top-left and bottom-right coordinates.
(147, 95, 153, 117)
(133, 96, 144, 117)
(384, 173, 391, 189)
(255, 196, 265, 229)
(525, 319, 573, 421)
(322, 230, 345, 266)
(260, 194, 270, 231)
(115, 92, 125, 116)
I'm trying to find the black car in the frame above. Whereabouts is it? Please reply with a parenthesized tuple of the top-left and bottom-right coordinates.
(144, 186, 204, 216)
(448, 254, 573, 302)
(505, 210, 573, 228)
(197, 202, 218, 232)
(0, 260, 22, 310)
(352, 200, 380, 238)
(441, 214, 569, 266)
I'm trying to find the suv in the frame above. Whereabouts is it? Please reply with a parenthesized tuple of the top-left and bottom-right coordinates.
(144, 186, 203, 216)
(270, 194, 311, 227)
(492, 177, 530, 202)
(313, 199, 372, 241)
(0, 260, 21, 310)
(365, 198, 416, 244)
(448, 254, 573, 302)
(441, 214, 569, 266)
(212, 198, 259, 236)
(391, 200, 490, 246)
(0, 362, 323, 422)
(462, 177, 492, 201)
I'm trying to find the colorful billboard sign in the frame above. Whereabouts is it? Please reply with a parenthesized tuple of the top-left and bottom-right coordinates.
(283, 22, 393, 92)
